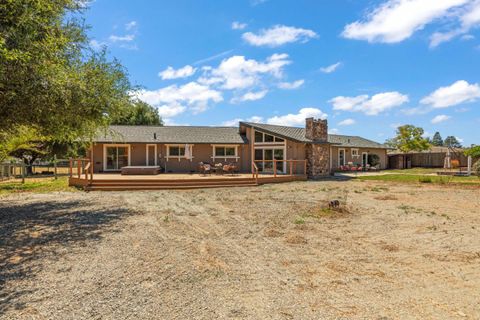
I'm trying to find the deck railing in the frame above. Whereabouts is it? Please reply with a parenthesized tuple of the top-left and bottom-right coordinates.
(252, 159, 307, 178)
(69, 158, 93, 185)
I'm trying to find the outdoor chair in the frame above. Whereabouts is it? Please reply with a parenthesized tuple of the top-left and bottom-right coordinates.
(198, 162, 212, 175)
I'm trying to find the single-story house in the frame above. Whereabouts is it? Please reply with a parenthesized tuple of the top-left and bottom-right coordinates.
(388, 146, 468, 169)
(89, 118, 389, 178)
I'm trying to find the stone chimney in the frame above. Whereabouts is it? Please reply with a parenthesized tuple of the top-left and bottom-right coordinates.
(305, 117, 328, 142)
(305, 117, 330, 179)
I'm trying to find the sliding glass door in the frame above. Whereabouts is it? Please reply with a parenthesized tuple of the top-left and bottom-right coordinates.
(105, 146, 129, 170)
(254, 148, 285, 173)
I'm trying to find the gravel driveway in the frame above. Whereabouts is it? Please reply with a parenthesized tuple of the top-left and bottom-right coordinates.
(1, 180, 479, 319)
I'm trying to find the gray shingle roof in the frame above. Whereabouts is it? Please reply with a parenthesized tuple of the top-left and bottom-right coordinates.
(95, 125, 247, 144)
(94, 123, 388, 149)
(241, 122, 388, 149)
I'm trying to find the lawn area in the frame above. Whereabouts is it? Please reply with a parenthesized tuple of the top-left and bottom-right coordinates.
(356, 173, 480, 185)
(0, 176, 76, 195)
(380, 167, 442, 175)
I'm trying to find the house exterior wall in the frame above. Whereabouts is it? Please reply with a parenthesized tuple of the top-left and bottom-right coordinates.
(330, 146, 388, 170)
(92, 143, 248, 173)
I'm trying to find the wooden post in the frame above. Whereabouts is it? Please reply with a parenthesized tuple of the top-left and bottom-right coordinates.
(77, 159, 81, 178)
(90, 145, 94, 184)
(273, 159, 277, 177)
(304, 160, 307, 176)
(69, 158, 72, 178)
(54, 154, 58, 180)
(290, 161, 293, 176)
(21, 163, 25, 184)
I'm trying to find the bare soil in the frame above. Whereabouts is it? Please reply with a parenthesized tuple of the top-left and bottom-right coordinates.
(1, 180, 479, 319)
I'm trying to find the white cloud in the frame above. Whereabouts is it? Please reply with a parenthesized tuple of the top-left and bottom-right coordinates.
(461, 34, 475, 40)
(135, 82, 223, 115)
(200, 53, 291, 90)
(320, 62, 342, 74)
(342, 0, 468, 43)
(222, 116, 263, 127)
(266, 108, 327, 127)
(329, 128, 340, 134)
(89, 39, 107, 50)
(158, 65, 196, 80)
(156, 103, 186, 118)
(277, 79, 304, 90)
(420, 80, 480, 108)
(125, 21, 137, 31)
(108, 34, 135, 42)
(431, 114, 451, 124)
(232, 21, 247, 30)
(430, 1, 480, 47)
(338, 118, 356, 126)
(330, 91, 409, 115)
(231, 90, 268, 103)
(242, 25, 317, 47)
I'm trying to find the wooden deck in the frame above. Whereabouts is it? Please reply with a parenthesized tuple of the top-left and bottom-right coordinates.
(69, 172, 307, 191)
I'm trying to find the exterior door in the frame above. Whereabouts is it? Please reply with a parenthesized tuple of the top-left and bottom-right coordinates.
(362, 152, 368, 167)
(254, 148, 285, 173)
(339, 149, 345, 166)
(106, 146, 129, 170)
(147, 145, 156, 166)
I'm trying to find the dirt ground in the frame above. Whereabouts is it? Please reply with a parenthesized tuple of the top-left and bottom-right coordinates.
(1, 180, 479, 319)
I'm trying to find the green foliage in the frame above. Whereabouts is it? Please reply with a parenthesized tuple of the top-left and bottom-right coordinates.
(0, 0, 133, 142)
(112, 100, 163, 126)
(0, 126, 48, 161)
(418, 176, 432, 183)
(387, 125, 431, 153)
(0, 177, 74, 195)
(464, 146, 480, 160)
(431, 132, 443, 146)
(368, 154, 380, 167)
(444, 136, 462, 148)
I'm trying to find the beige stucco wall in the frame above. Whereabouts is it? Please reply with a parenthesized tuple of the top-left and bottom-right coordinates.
(91, 143, 248, 173)
(330, 146, 387, 170)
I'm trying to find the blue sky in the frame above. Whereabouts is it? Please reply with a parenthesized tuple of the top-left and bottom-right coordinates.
(85, 0, 480, 145)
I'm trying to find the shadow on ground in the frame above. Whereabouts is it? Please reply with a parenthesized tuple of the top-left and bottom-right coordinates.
(0, 198, 132, 313)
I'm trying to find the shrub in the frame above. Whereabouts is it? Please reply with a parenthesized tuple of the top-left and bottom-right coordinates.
(473, 161, 480, 177)
(368, 154, 381, 167)
(418, 176, 432, 183)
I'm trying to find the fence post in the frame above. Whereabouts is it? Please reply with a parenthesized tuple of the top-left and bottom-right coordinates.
(273, 159, 277, 178)
(21, 163, 25, 184)
(54, 154, 58, 180)
(77, 159, 81, 178)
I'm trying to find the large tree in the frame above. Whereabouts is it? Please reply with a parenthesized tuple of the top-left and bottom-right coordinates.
(0, 0, 133, 142)
(444, 136, 462, 148)
(112, 100, 163, 126)
(386, 125, 431, 153)
(431, 132, 444, 146)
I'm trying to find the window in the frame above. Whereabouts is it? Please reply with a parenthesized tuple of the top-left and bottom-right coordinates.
(352, 149, 359, 157)
(169, 146, 185, 156)
(255, 131, 263, 142)
(253, 130, 285, 143)
(264, 134, 274, 142)
(214, 146, 237, 157)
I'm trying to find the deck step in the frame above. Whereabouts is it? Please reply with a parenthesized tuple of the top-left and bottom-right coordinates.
(90, 180, 257, 187)
(86, 183, 258, 191)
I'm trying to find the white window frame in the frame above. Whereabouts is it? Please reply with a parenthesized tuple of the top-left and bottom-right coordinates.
(146, 144, 157, 166)
(165, 144, 194, 162)
(351, 148, 359, 158)
(253, 129, 285, 145)
(211, 144, 240, 162)
(362, 152, 368, 167)
(103, 144, 131, 171)
(338, 148, 346, 167)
